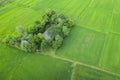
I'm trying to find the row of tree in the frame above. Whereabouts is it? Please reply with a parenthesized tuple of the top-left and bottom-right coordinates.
(4, 10, 74, 52)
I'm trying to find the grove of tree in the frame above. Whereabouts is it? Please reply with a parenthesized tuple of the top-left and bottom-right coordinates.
(5, 10, 74, 52)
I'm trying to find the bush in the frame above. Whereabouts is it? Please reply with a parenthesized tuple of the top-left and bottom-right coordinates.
(32, 33, 44, 49)
(16, 26, 24, 35)
(66, 19, 74, 27)
(20, 40, 32, 52)
(47, 26, 62, 38)
(41, 40, 49, 51)
(5, 35, 21, 46)
(62, 26, 70, 37)
(52, 35, 63, 49)
(4, 35, 13, 44)
(27, 25, 42, 34)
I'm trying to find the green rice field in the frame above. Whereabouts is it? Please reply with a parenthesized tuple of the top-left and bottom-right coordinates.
(0, 0, 120, 80)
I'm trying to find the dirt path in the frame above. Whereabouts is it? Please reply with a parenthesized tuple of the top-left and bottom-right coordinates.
(1, 41, 120, 78)
(70, 62, 77, 80)
(49, 54, 120, 77)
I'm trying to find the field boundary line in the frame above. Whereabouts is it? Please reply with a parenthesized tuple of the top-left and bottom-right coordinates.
(49, 54, 120, 77)
(8, 54, 28, 80)
(80, 25, 107, 33)
(76, 0, 94, 21)
(98, 33, 109, 66)
(1, 42, 120, 77)
(110, 31, 120, 36)
(71, 62, 77, 80)
(89, 0, 94, 7)
(98, 0, 118, 73)
(60, 0, 74, 13)
(0, 8, 25, 27)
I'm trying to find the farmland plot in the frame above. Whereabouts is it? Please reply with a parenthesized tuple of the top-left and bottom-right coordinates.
(57, 27, 106, 66)
(0, 0, 120, 80)
(73, 64, 120, 80)
(100, 33, 120, 74)
(0, 43, 72, 80)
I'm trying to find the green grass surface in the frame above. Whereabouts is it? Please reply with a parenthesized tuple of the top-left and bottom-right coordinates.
(0, 43, 27, 80)
(73, 65, 120, 80)
(57, 27, 106, 66)
(0, 43, 72, 80)
(100, 33, 120, 73)
(0, 0, 120, 80)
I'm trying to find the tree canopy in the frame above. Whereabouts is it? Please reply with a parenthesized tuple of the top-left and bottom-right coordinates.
(5, 10, 74, 53)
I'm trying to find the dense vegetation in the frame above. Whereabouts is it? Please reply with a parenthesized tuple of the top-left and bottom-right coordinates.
(4, 10, 74, 52)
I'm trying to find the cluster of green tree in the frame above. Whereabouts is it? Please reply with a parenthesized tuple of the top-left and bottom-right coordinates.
(4, 10, 74, 52)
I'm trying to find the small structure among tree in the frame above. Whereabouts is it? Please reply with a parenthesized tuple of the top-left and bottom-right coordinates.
(4, 10, 74, 52)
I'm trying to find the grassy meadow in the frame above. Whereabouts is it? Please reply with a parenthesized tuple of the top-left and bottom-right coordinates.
(0, 0, 120, 80)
